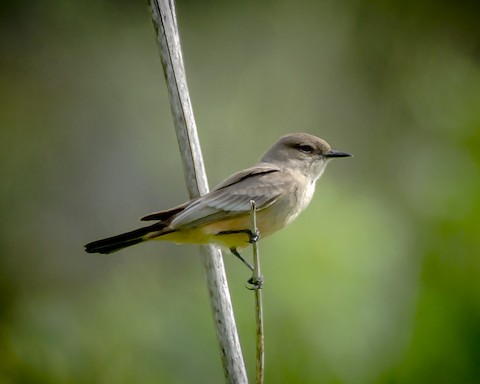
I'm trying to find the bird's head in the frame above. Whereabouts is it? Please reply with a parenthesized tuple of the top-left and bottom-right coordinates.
(260, 133, 351, 180)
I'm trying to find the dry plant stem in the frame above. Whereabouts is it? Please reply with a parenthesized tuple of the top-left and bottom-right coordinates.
(250, 200, 265, 384)
(149, 1, 248, 382)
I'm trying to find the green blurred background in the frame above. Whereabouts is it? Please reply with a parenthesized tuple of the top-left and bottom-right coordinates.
(1, 0, 480, 383)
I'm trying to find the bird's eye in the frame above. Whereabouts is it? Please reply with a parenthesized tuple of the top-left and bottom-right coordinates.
(298, 145, 314, 154)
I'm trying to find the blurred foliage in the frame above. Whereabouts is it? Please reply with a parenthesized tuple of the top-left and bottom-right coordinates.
(1, 0, 480, 383)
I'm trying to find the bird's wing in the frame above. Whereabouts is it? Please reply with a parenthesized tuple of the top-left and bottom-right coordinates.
(169, 163, 296, 229)
(140, 164, 278, 222)
(211, 163, 281, 190)
(141, 201, 192, 222)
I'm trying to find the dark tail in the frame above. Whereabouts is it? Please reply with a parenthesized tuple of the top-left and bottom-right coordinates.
(85, 222, 168, 254)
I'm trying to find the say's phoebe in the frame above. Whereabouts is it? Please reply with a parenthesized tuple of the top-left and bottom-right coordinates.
(85, 133, 351, 269)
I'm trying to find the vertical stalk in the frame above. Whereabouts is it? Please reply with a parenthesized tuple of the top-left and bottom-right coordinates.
(250, 201, 265, 384)
(149, 1, 248, 382)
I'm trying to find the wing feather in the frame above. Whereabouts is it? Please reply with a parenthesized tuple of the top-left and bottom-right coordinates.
(140, 201, 191, 221)
(169, 163, 296, 229)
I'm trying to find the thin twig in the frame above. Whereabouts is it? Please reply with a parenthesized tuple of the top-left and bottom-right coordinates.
(149, 1, 248, 382)
(250, 200, 265, 384)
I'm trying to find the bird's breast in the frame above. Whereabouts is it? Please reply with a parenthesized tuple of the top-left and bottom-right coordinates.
(283, 180, 315, 226)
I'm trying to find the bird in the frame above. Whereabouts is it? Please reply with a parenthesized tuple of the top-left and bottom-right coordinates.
(85, 133, 351, 272)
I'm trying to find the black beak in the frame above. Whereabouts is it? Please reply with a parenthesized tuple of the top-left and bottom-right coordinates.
(325, 150, 352, 158)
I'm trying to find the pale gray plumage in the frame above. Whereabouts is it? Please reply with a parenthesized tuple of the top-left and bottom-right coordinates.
(85, 133, 351, 257)
(169, 164, 291, 229)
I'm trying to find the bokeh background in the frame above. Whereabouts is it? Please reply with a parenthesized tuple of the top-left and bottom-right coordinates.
(1, 0, 480, 383)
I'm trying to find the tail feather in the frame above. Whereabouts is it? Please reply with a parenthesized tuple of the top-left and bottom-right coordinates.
(85, 222, 167, 254)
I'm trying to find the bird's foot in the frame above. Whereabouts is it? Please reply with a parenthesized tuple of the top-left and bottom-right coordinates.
(248, 230, 260, 244)
(246, 274, 264, 290)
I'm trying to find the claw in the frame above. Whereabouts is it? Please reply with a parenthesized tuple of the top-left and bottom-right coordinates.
(248, 231, 260, 244)
(246, 275, 263, 290)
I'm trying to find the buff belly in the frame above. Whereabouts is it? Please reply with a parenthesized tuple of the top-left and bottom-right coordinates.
(154, 204, 295, 250)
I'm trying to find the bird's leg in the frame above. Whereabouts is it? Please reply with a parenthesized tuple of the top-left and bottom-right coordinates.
(244, 248, 263, 287)
(220, 230, 262, 288)
(230, 247, 254, 272)
(230, 247, 263, 289)
(244, 228, 263, 288)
